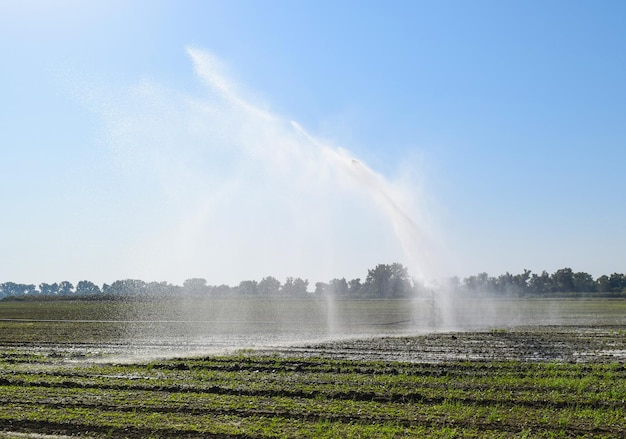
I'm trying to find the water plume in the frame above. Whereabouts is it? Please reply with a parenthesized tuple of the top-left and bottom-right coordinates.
(291, 120, 431, 280)
(76, 47, 460, 355)
(92, 47, 435, 289)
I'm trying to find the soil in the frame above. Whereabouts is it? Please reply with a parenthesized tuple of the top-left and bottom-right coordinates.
(257, 325, 626, 364)
(2, 325, 624, 365)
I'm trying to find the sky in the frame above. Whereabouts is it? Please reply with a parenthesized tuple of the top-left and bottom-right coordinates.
(1, 1, 625, 287)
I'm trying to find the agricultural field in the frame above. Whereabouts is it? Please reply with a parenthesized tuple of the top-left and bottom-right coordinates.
(0, 299, 625, 438)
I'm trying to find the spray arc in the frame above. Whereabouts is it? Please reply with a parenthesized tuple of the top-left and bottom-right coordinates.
(97, 47, 452, 346)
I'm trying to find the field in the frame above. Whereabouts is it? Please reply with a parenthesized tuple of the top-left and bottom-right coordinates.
(0, 299, 625, 438)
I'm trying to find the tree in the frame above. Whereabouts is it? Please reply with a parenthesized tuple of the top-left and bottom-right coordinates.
(281, 277, 309, 297)
(183, 278, 209, 296)
(258, 276, 281, 296)
(608, 273, 626, 293)
(58, 281, 74, 296)
(2, 282, 16, 297)
(314, 282, 329, 295)
(596, 275, 610, 293)
(529, 271, 552, 294)
(0, 282, 36, 297)
(212, 284, 232, 296)
(348, 278, 363, 296)
(106, 279, 147, 297)
(237, 280, 258, 296)
(75, 280, 101, 296)
(328, 278, 349, 296)
(572, 272, 595, 293)
(412, 277, 429, 297)
(147, 281, 176, 296)
(463, 272, 493, 293)
(364, 264, 392, 297)
(513, 269, 532, 296)
(39, 282, 59, 296)
(495, 272, 515, 295)
(364, 263, 412, 298)
(491, 270, 531, 296)
(551, 268, 574, 293)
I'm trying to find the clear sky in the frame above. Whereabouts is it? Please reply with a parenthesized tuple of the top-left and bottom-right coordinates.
(1, 1, 625, 287)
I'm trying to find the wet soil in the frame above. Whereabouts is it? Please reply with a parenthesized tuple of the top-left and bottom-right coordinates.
(257, 325, 626, 364)
(1, 325, 624, 365)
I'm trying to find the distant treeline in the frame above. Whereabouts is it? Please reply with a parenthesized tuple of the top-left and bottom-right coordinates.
(1, 264, 625, 301)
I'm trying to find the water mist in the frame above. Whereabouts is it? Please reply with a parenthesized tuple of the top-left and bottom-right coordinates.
(87, 47, 446, 354)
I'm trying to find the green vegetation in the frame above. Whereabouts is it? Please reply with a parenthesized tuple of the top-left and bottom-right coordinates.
(0, 350, 624, 438)
(459, 268, 626, 297)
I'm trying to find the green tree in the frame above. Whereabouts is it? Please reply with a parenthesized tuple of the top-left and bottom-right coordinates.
(281, 277, 308, 297)
(513, 269, 532, 295)
(552, 268, 574, 292)
(529, 271, 552, 294)
(492, 270, 531, 296)
(1, 282, 36, 297)
(463, 272, 493, 293)
(348, 278, 363, 296)
(495, 272, 515, 295)
(39, 282, 59, 296)
(183, 278, 209, 296)
(328, 278, 349, 296)
(212, 284, 232, 295)
(596, 275, 610, 293)
(0, 283, 18, 297)
(572, 272, 595, 293)
(237, 280, 258, 296)
(106, 279, 147, 296)
(364, 263, 412, 298)
(314, 282, 329, 295)
(258, 276, 281, 296)
(75, 280, 101, 296)
(58, 281, 74, 296)
(608, 273, 626, 293)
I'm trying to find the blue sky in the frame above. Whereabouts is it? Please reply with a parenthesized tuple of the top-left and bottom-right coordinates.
(1, 1, 625, 286)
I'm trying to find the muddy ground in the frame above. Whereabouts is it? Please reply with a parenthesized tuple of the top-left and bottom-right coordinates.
(2, 298, 625, 364)
(2, 325, 624, 365)
(256, 325, 626, 364)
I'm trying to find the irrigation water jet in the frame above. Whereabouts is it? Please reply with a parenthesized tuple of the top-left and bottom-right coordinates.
(86, 47, 450, 354)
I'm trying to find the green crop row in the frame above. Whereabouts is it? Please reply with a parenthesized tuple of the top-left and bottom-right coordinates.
(1, 351, 625, 438)
(3, 358, 625, 409)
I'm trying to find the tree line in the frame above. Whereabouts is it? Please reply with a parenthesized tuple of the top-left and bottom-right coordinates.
(453, 268, 626, 296)
(1, 264, 625, 301)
